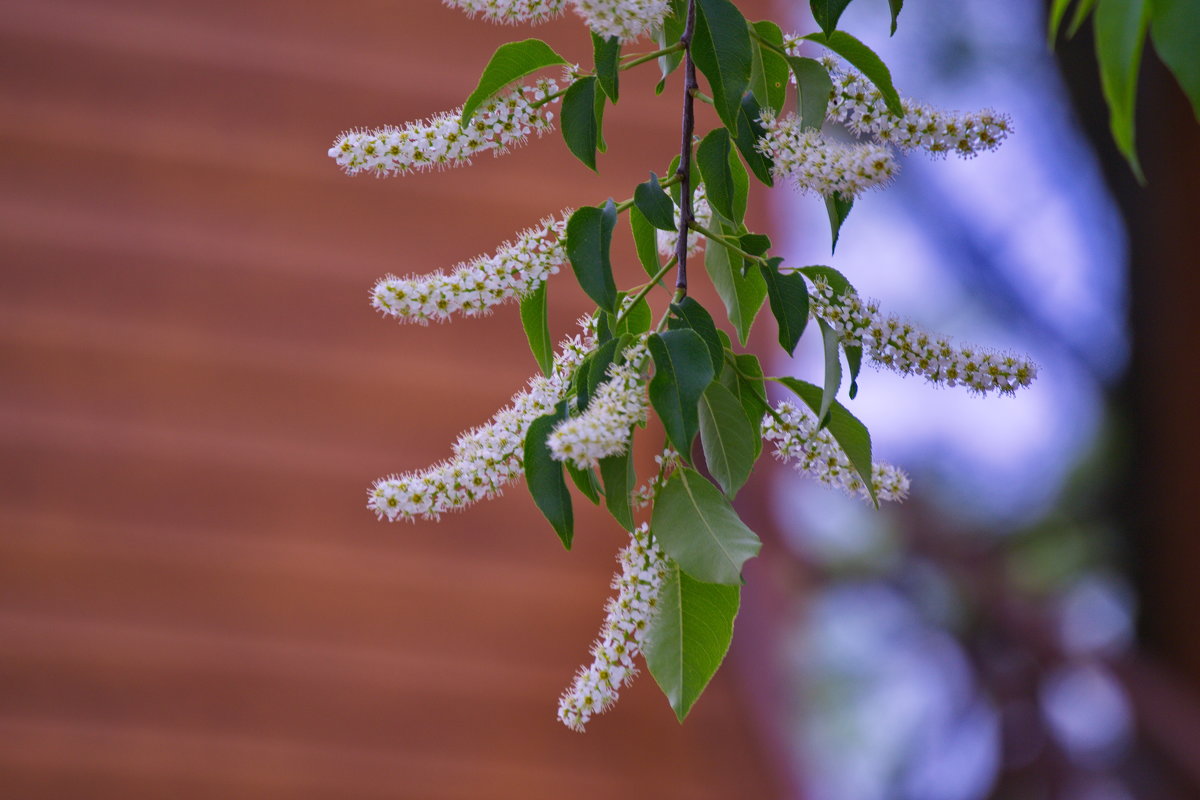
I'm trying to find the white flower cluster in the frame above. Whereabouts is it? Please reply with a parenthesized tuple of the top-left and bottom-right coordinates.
(572, 0, 672, 42)
(328, 79, 560, 177)
(810, 282, 1038, 396)
(442, 0, 567, 25)
(548, 339, 649, 468)
(656, 184, 712, 257)
(633, 449, 678, 509)
(371, 213, 568, 324)
(821, 59, 1012, 159)
(762, 402, 910, 502)
(444, 0, 669, 41)
(757, 111, 897, 198)
(367, 333, 592, 521)
(558, 523, 668, 732)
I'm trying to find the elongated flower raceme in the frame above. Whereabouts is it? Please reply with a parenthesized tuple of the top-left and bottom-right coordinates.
(372, 213, 569, 324)
(442, 0, 567, 25)
(757, 111, 898, 198)
(810, 283, 1038, 396)
(558, 523, 668, 732)
(368, 332, 592, 521)
(762, 402, 911, 502)
(548, 339, 649, 468)
(329, 79, 560, 177)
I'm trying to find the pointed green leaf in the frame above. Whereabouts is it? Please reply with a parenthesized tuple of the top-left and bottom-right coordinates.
(567, 462, 602, 504)
(1069, 0, 1099, 36)
(733, 93, 775, 185)
(668, 296, 725, 376)
(636, 171, 678, 231)
(759, 259, 810, 356)
(810, 0, 854, 38)
(798, 264, 857, 299)
(1096, 0, 1150, 180)
(567, 203, 618, 312)
(648, 330, 715, 459)
(599, 446, 636, 531)
(693, 0, 753, 132)
(704, 222, 768, 345)
(817, 317, 843, 424)
(846, 342, 863, 399)
(629, 207, 662, 278)
(1049, 0, 1074, 42)
(651, 467, 761, 584)
(718, 352, 767, 458)
(699, 381, 757, 497)
(1150, 0, 1200, 123)
(518, 281, 553, 375)
(594, 75, 608, 153)
(645, 562, 740, 721)
(786, 56, 834, 131)
(593, 33, 621, 102)
(775, 377, 877, 504)
(697, 128, 748, 227)
(824, 191, 854, 252)
(656, 0, 689, 92)
(802, 31, 903, 116)
(888, 0, 904, 34)
(749, 21, 790, 113)
(524, 408, 574, 548)
(561, 76, 600, 171)
(461, 39, 569, 128)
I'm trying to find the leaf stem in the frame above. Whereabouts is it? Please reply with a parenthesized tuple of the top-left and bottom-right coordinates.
(613, 254, 679, 328)
(674, 0, 698, 295)
(620, 42, 685, 71)
(689, 221, 769, 265)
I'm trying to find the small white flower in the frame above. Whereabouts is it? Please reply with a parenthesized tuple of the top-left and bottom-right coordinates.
(570, 0, 672, 42)
(557, 523, 668, 732)
(757, 111, 897, 198)
(443, 0, 568, 25)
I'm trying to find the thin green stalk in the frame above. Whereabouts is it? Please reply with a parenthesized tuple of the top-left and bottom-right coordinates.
(613, 254, 678, 328)
(620, 42, 685, 71)
(689, 221, 769, 265)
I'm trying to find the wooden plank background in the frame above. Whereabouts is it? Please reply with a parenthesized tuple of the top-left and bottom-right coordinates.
(0, 0, 781, 796)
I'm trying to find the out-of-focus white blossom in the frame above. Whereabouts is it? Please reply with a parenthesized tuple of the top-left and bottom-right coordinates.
(371, 213, 568, 324)
(810, 282, 1038, 396)
(757, 111, 897, 198)
(329, 79, 559, 177)
(442, 0, 567, 25)
(557, 523, 668, 732)
(548, 339, 649, 468)
(368, 332, 592, 521)
(762, 402, 910, 502)
(632, 448, 678, 509)
(656, 184, 712, 257)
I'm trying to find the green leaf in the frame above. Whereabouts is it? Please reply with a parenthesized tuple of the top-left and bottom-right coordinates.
(651, 467, 761, 584)
(802, 31, 903, 116)
(645, 562, 740, 721)
(614, 294, 652, 338)
(1150, 0, 1200, 122)
(775, 377, 877, 505)
(696, 128, 749, 227)
(733, 93, 775, 185)
(798, 264, 857, 298)
(629, 207, 662, 278)
(599, 447, 636, 531)
(561, 76, 600, 171)
(461, 39, 569, 129)
(846, 342, 863, 399)
(810, 0, 855, 37)
(594, 75, 608, 153)
(693, 0, 753, 132)
(567, 203, 619, 312)
(887, 0, 904, 35)
(1095, 0, 1150, 181)
(518, 281, 553, 375)
(787, 56, 834, 131)
(739, 233, 771, 256)
(567, 462, 601, 504)
(1049, 0, 1075, 42)
(593, 33, 621, 102)
(577, 334, 625, 411)
(699, 381, 757, 497)
(817, 317, 843, 424)
(648, 330, 715, 459)
(704, 221, 768, 346)
(635, 172, 678, 231)
(1069, 0, 1099, 36)
(759, 258, 810, 356)
(656, 0, 689, 93)
(524, 408, 574, 548)
(719, 352, 767, 458)
(668, 296, 725, 376)
(824, 191, 854, 252)
(749, 21, 790, 114)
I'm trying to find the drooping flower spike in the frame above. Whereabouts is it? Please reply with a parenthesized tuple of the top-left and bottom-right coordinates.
(368, 329, 593, 521)
(548, 338, 650, 468)
(371, 212, 569, 324)
(444, 0, 671, 42)
(810, 282, 1038, 396)
(329, 79, 560, 177)
(762, 402, 910, 503)
(557, 523, 668, 732)
(757, 111, 898, 198)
